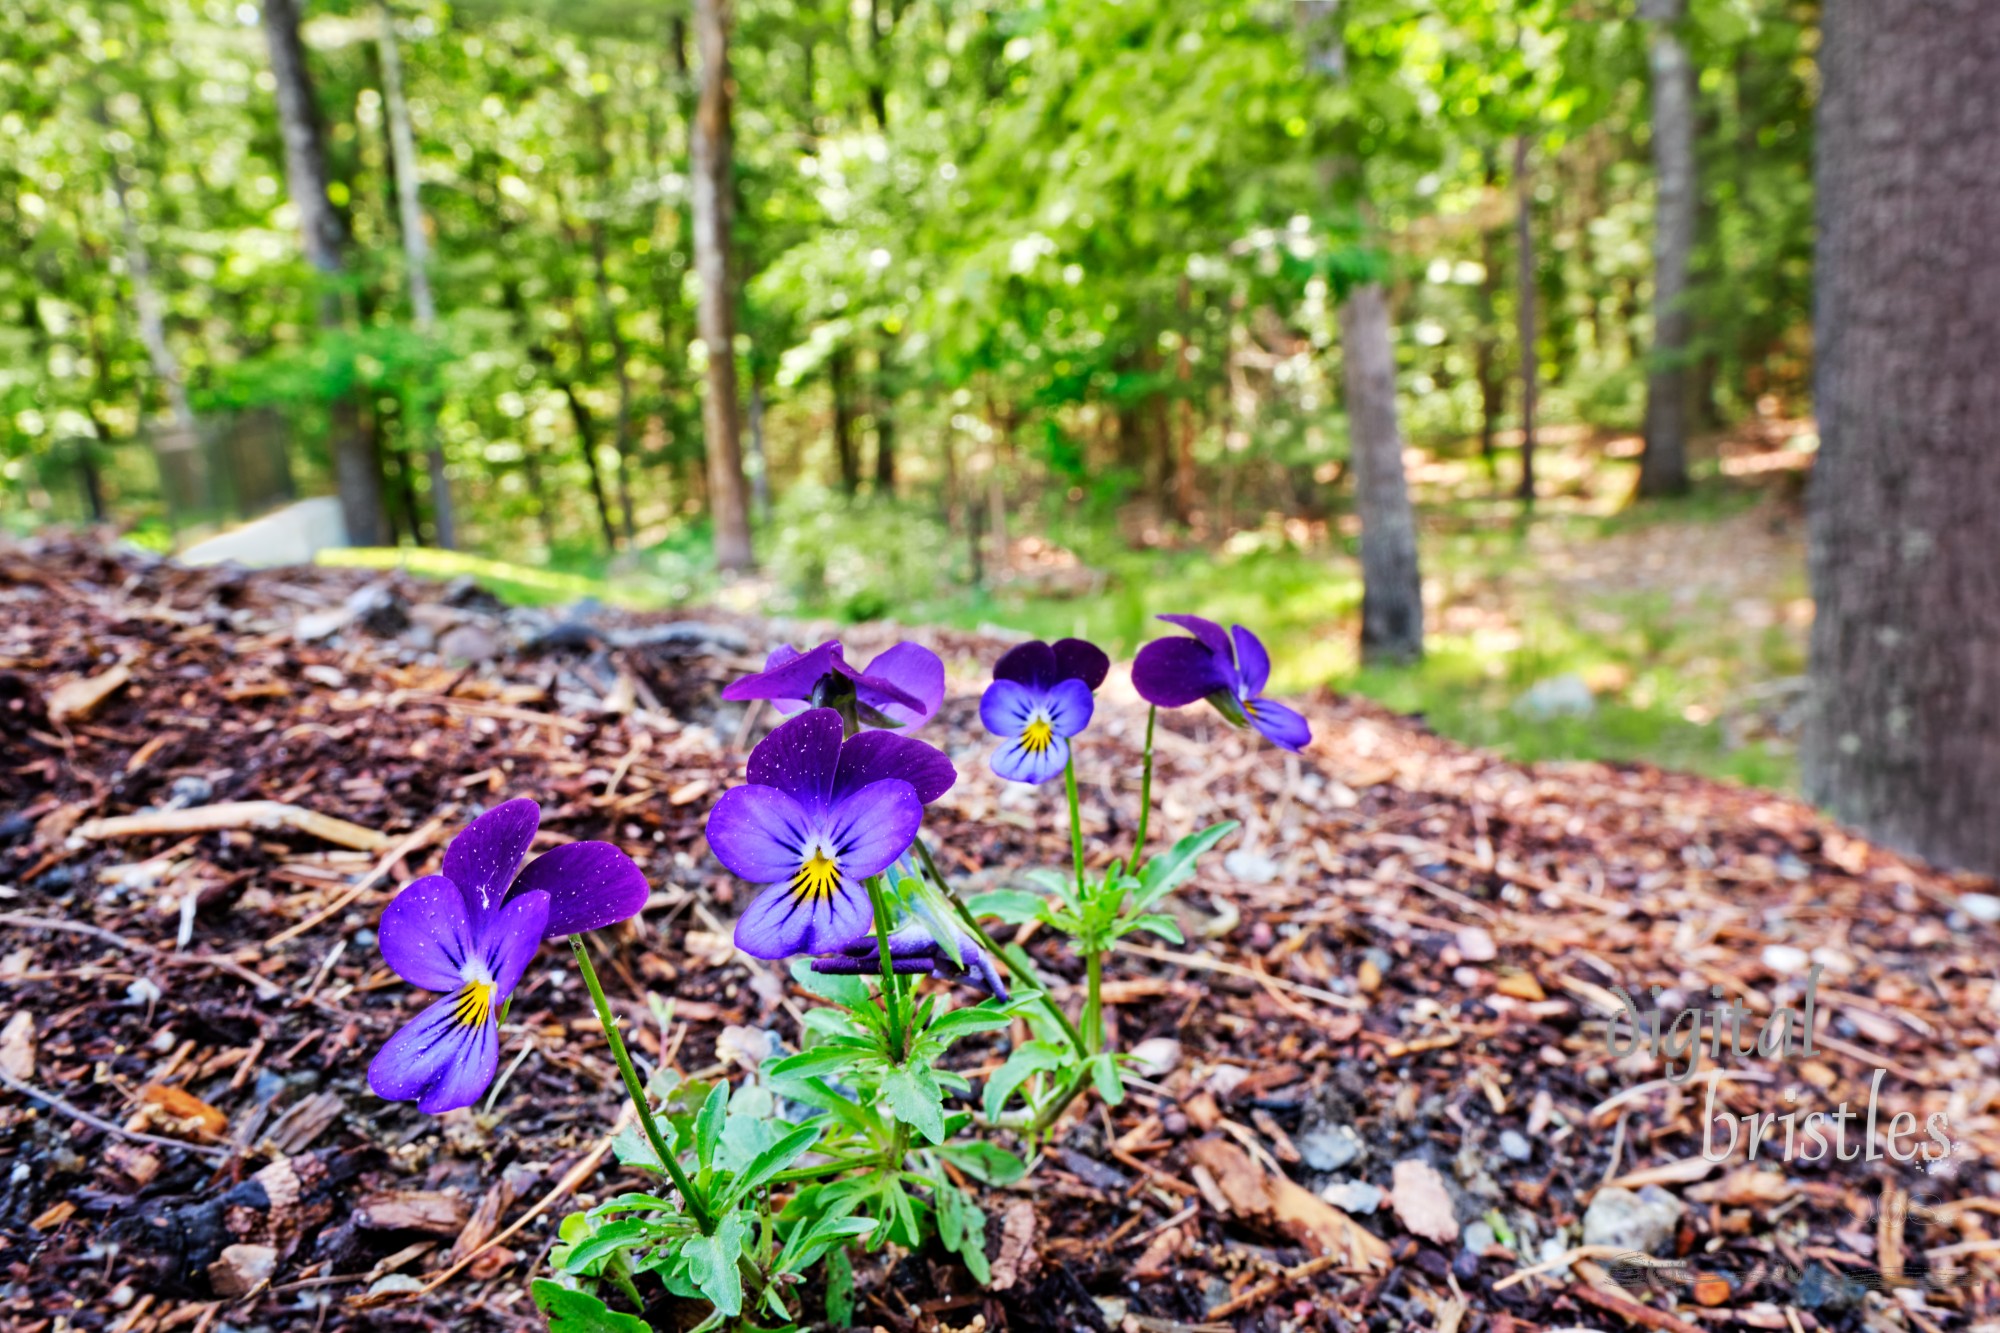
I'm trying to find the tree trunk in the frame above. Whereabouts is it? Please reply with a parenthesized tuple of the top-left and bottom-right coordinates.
(561, 383, 621, 555)
(1339, 283, 1425, 664)
(261, 0, 387, 546)
(690, 0, 753, 571)
(747, 368, 771, 520)
(1475, 151, 1502, 482)
(1513, 135, 1538, 505)
(375, 0, 455, 549)
(830, 348, 859, 494)
(873, 343, 896, 495)
(103, 147, 195, 432)
(1638, 0, 1695, 497)
(589, 224, 638, 544)
(1804, 0, 2000, 874)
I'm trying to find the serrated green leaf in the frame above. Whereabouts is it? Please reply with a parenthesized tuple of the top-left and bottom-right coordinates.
(879, 1063, 947, 1144)
(681, 1211, 750, 1317)
(530, 1278, 652, 1333)
(935, 1179, 991, 1285)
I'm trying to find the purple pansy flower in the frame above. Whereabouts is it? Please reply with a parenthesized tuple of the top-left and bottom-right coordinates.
(723, 640, 945, 730)
(1131, 615, 1311, 752)
(707, 709, 955, 959)
(812, 925, 1010, 1001)
(366, 800, 651, 1113)
(979, 637, 1109, 785)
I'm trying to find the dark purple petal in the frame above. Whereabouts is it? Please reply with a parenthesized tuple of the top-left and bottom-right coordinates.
(855, 642, 943, 726)
(1246, 697, 1312, 752)
(443, 798, 541, 915)
(722, 641, 845, 704)
(1158, 613, 1233, 662)
(744, 708, 843, 808)
(833, 730, 957, 806)
(478, 890, 549, 997)
(978, 678, 1039, 739)
(824, 779, 923, 880)
(1052, 638, 1110, 691)
(707, 785, 816, 883)
(1132, 636, 1234, 708)
(990, 731, 1069, 785)
(368, 990, 501, 1114)
(992, 641, 1058, 690)
(378, 874, 476, 992)
(511, 841, 649, 938)
(733, 875, 874, 959)
(1042, 678, 1095, 738)
(1231, 625, 1272, 696)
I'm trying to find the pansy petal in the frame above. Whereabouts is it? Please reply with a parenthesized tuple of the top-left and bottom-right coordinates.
(1231, 625, 1272, 696)
(1052, 638, 1110, 691)
(734, 876, 874, 959)
(443, 798, 541, 916)
(1246, 697, 1312, 752)
(706, 785, 816, 883)
(722, 641, 844, 704)
(1132, 636, 1234, 708)
(744, 707, 844, 807)
(377, 874, 476, 992)
(834, 730, 957, 806)
(482, 889, 550, 997)
(368, 991, 500, 1114)
(990, 732, 1070, 785)
(824, 779, 923, 880)
(991, 641, 1058, 691)
(1158, 613, 1233, 661)
(1043, 678, 1096, 738)
(978, 678, 1040, 738)
(511, 841, 649, 937)
(857, 642, 944, 725)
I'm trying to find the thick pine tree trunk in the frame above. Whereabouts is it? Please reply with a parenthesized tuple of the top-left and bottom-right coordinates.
(261, 0, 387, 547)
(690, 0, 754, 571)
(1805, 0, 2000, 873)
(1638, 0, 1695, 497)
(1339, 284, 1425, 663)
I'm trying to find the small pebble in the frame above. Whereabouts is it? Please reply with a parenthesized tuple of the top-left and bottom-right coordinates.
(1499, 1129, 1533, 1163)
(1960, 893, 2000, 924)
(1761, 943, 1810, 974)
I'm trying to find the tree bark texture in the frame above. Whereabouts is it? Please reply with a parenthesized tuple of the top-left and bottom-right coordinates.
(1639, 0, 1696, 497)
(1805, 0, 2000, 874)
(690, 0, 754, 571)
(1339, 283, 1425, 664)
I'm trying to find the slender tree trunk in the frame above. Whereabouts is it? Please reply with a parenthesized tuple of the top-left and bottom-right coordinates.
(1339, 284, 1424, 663)
(261, 0, 387, 546)
(689, 0, 753, 571)
(873, 344, 896, 495)
(589, 225, 638, 543)
(375, 0, 454, 549)
(104, 154, 195, 432)
(1804, 0, 2000, 874)
(747, 368, 771, 520)
(561, 383, 621, 554)
(1475, 151, 1502, 482)
(1513, 135, 1538, 505)
(1173, 277, 1198, 524)
(830, 347, 859, 494)
(1639, 0, 1696, 497)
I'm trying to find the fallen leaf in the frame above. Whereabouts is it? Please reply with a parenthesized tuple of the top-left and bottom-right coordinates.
(48, 661, 132, 723)
(208, 1243, 277, 1297)
(1496, 971, 1547, 1002)
(1602, 1155, 1717, 1191)
(1131, 1224, 1187, 1280)
(30, 1200, 76, 1231)
(990, 1199, 1039, 1291)
(137, 1083, 229, 1141)
(1190, 1136, 1389, 1268)
(1391, 1159, 1459, 1245)
(0, 1010, 35, 1081)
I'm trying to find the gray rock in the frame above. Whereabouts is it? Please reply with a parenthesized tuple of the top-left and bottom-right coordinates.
(166, 775, 215, 810)
(1318, 1179, 1383, 1214)
(1298, 1123, 1365, 1172)
(1499, 1130, 1533, 1163)
(1581, 1185, 1684, 1257)
(438, 623, 503, 664)
(1462, 1219, 1496, 1254)
(1512, 673, 1596, 719)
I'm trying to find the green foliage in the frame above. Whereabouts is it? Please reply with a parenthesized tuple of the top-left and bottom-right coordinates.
(762, 485, 960, 621)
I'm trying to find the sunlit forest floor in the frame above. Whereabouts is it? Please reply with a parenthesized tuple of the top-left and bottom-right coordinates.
(327, 422, 1817, 790)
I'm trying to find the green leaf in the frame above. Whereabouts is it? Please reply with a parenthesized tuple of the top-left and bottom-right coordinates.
(922, 1002, 1014, 1048)
(1135, 820, 1239, 908)
(585, 1193, 683, 1221)
(983, 1039, 1069, 1121)
(965, 889, 1046, 924)
(719, 1121, 825, 1211)
(790, 957, 873, 1010)
(530, 1278, 652, 1333)
(680, 1211, 751, 1317)
(935, 1178, 991, 1285)
(826, 1245, 856, 1327)
(939, 1141, 1029, 1186)
(1119, 912, 1185, 944)
(560, 1218, 672, 1273)
(764, 1041, 872, 1084)
(1089, 1052, 1127, 1107)
(693, 1081, 729, 1172)
(879, 1063, 948, 1144)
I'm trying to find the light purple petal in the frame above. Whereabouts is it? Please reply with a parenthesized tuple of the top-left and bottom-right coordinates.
(992, 641, 1058, 691)
(1158, 614, 1232, 661)
(824, 779, 923, 880)
(1232, 625, 1272, 696)
(443, 798, 540, 916)
(990, 731, 1070, 785)
(833, 730, 957, 806)
(857, 642, 944, 726)
(734, 876, 874, 959)
(378, 874, 476, 992)
(511, 841, 649, 937)
(368, 990, 501, 1114)
(1043, 678, 1095, 738)
(1246, 697, 1312, 752)
(1132, 637, 1234, 708)
(1052, 638, 1110, 691)
(707, 784, 816, 883)
(723, 641, 844, 704)
(744, 707, 843, 807)
(481, 889, 550, 997)
(979, 678, 1040, 738)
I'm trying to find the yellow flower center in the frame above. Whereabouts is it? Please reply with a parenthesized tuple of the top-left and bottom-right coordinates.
(451, 978, 497, 1030)
(1020, 717, 1055, 753)
(792, 849, 841, 903)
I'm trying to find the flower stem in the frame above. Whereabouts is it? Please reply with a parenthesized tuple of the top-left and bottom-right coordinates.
(864, 874, 906, 1062)
(571, 935, 713, 1233)
(1063, 752, 1086, 896)
(1133, 705, 1157, 861)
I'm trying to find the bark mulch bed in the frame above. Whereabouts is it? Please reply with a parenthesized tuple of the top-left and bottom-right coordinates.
(4, 535, 1999, 1333)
